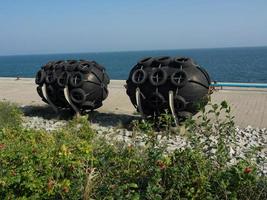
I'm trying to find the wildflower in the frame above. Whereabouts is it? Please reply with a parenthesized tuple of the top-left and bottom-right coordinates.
(156, 160, 166, 170)
(244, 167, 252, 174)
(63, 186, 69, 193)
(0, 143, 5, 150)
(47, 179, 55, 191)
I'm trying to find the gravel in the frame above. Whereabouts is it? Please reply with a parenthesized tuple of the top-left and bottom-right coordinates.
(22, 115, 267, 175)
(22, 116, 67, 132)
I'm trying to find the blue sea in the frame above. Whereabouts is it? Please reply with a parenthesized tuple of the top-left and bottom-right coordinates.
(0, 47, 267, 83)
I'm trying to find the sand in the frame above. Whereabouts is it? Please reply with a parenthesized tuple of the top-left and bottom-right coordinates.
(0, 77, 267, 128)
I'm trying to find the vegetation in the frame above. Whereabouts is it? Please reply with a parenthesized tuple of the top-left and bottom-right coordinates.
(0, 101, 22, 130)
(0, 101, 266, 199)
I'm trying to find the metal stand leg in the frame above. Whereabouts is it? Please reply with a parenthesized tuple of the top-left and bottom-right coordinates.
(42, 84, 58, 113)
(64, 86, 81, 117)
(135, 87, 145, 118)
(169, 91, 179, 126)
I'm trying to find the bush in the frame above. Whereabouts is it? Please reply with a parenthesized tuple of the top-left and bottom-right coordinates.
(0, 101, 266, 199)
(0, 101, 22, 129)
(0, 116, 95, 199)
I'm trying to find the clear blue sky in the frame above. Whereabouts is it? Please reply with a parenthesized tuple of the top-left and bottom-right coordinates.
(0, 0, 267, 55)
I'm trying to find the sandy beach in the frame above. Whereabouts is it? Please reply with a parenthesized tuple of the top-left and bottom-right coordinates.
(0, 77, 267, 128)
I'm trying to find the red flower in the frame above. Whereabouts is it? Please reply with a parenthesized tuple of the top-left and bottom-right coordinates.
(0, 143, 5, 150)
(47, 179, 55, 191)
(244, 167, 252, 174)
(63, 186, 69, 193)
(156, 160, 166, 170)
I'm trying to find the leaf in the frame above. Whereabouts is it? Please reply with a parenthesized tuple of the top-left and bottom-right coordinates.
(220, 100, 228, 109)
(129, 183, 138, 189)
(212, 104, 218, 111)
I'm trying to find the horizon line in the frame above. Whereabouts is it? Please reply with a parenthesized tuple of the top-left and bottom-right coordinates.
(1, 45, 267, 57)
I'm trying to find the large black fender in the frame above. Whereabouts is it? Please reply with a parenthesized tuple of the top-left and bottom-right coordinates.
(35, 59, 110, 112)
(126, 56, 211, 117)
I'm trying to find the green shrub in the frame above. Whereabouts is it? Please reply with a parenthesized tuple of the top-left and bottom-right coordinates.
(0, 116, 95, 199)
(0, 101, 22, 129)
(92, 141, 267, 199)
(0, 101, 266, 199)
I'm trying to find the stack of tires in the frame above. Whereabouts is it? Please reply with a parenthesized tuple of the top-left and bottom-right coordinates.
(35, 60, 110, 112)
(126, 56, 211, 118)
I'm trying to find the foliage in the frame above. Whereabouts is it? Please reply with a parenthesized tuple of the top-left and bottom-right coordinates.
(0, 101, 22, 129)
(0, 101, 266, 199)
(0, 115, 95, 199)
(184, 100, 237, 167)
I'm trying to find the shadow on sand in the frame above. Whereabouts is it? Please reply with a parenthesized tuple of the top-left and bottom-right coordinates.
(21, 105, 140, 128)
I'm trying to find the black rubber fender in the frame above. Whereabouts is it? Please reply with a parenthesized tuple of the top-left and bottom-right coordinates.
(149, 92, 166, 108)
(155, 56, 172, 66)
(197, 66, 211, 84)
(70, 88, 86, 104)
(43, 62, 54, 71)
(174, 95, 186, 111)
(131, 69, 147, 85)
(138, 57, 154, 68)
(171, 70, 188, 87)
(35, 69, 46, 85)
(77, 62, 91, 73)
(174, 56, 189, 63)
(35, 59, 110, 111)
(46, 84, 55, 97)
(66, 60, 78, 71)
(54, 60, 65, 70)
(45, 71, 56, 84)
(57, 71, 70, 87)
(173, 56, 196, 69)
(149, 68, 168, 86)
(69, 72, 84, 88)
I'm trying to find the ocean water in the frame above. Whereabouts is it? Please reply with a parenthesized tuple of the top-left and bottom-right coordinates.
(0, 47, 267, 83)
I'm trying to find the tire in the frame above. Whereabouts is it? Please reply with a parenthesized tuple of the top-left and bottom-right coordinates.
(138, 57, 154, 67)
(57, 71, 69, 87)
(77, 62, 91, 74)
(55, 61, 65, 70)
(70, 88, 86, 104)
(149, 68, 168, 86)
(173, 56, 195, 68)
(43, 62, 54, 71)
(45, 71, 56, 84)
(155, 56, 172, 66)
(69, 72, 84, 88)
(174, 56, 189, 63)
(131, 69, 147, 85)
(66, 60, 78, 71)
(171, 70, 188, 87)
(35, 70, 46, 85)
